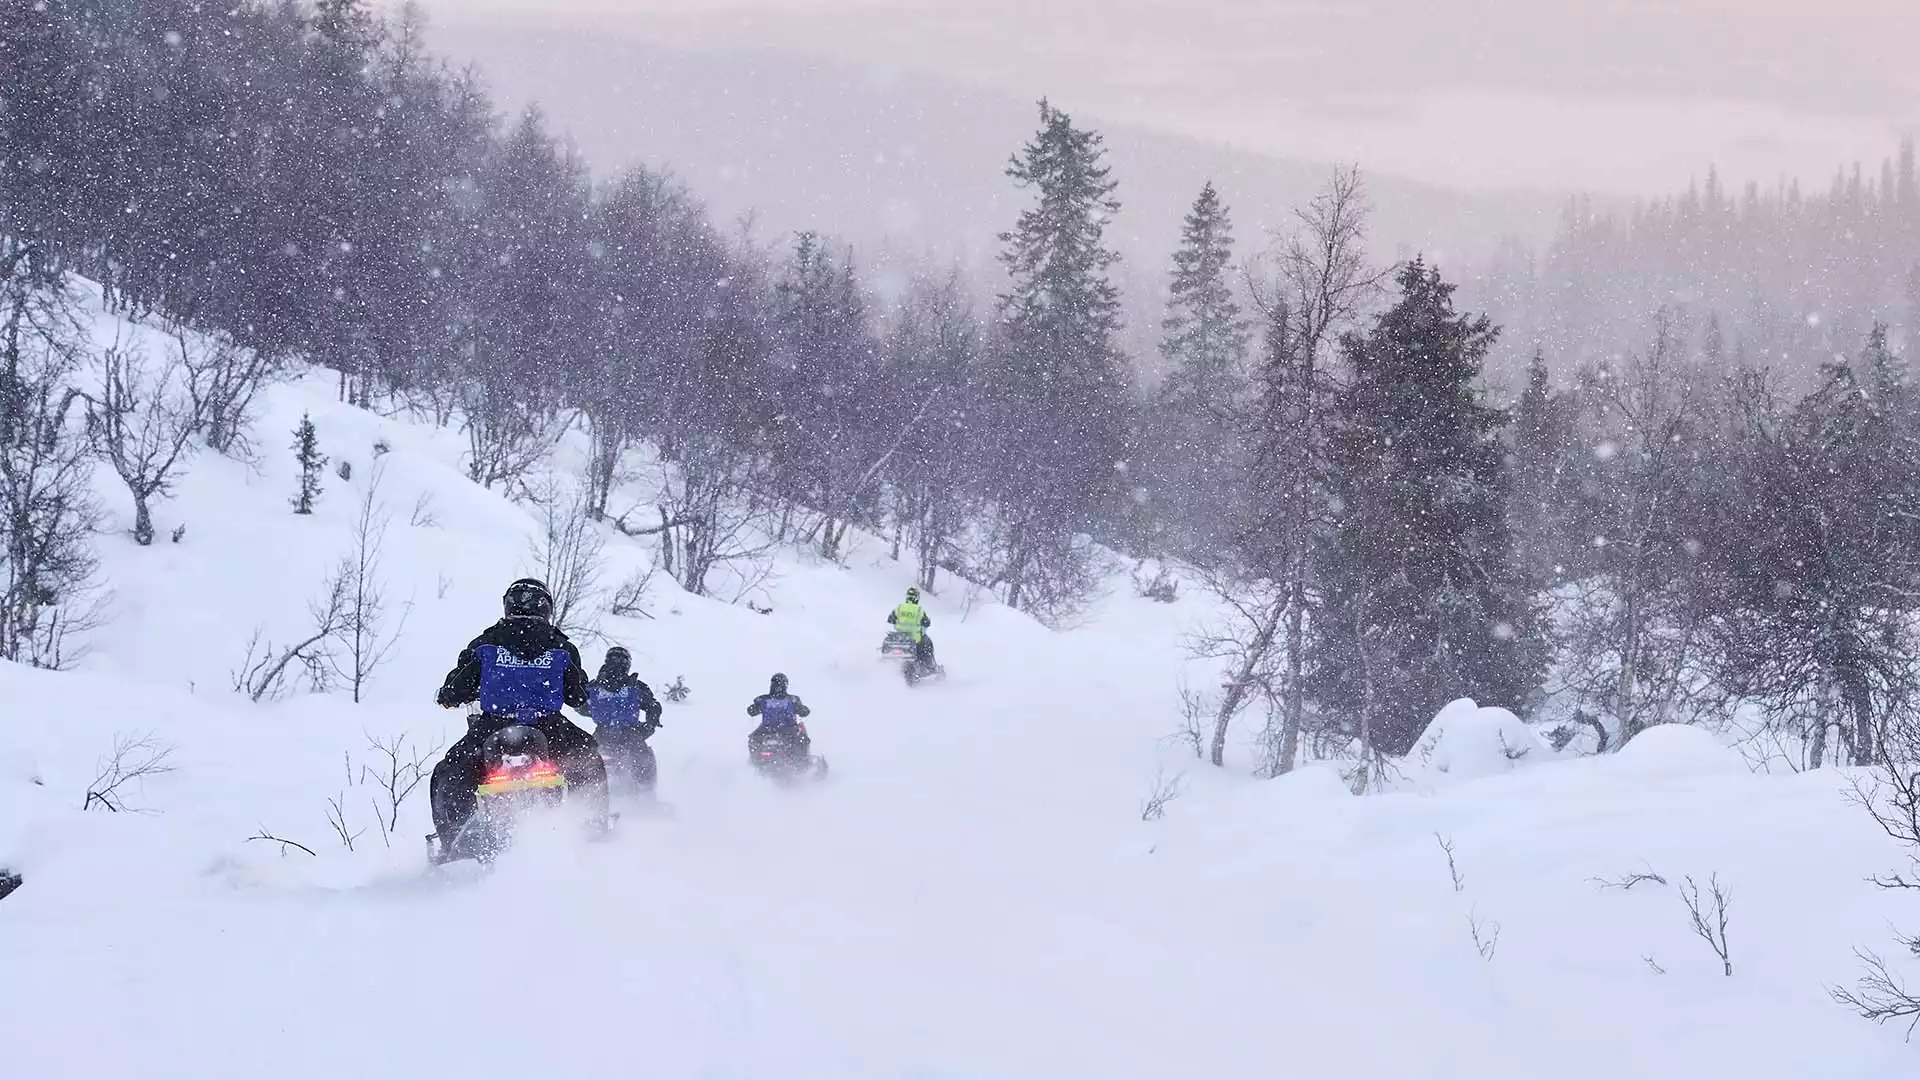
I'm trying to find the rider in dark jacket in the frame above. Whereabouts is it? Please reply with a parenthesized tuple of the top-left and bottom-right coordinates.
(584, 646, 662, 793)
(747, 672, 812, 751)
(429, 578, 609, 854)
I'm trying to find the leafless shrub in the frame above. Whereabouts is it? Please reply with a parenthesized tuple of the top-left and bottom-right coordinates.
(1470, 911, 1502, 961)
(361, 731, 437, 839)
(1644, 954, 1667, 975)
(180, 327, 274, 457)
(1131, 559, 1179, 603)
(435, 571, 452, 601)
(229, 572, 348, 701)
(647, 433, 781, 602)
(461, 383, 563, 490)
(663, 675, 690, 702)
(1435, 833, 1500, 960)
(1436, 833, 1467, 893)
(1140, 768, 1185, 822)
(1171, 680, 1209, 760)
(83, 332, 198, 545)
(170, 523, 185, 543)
(409, 491, 439, 529)
(325, 791, 365, 851)
(1834, 767, 1920, 1030)
(83, 732, 176, 812)
(609, 566, 656, 619)
(1678, 873, 1734, 976)
(329, 466, 408, 702)
(1833, 947, 1920, 1035)
(529, 478, 605, 635)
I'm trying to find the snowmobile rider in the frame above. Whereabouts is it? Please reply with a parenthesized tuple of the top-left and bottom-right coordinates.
(583, 646, 663, 790)
(888, 587, 935, 668)
(429, 578, 610, 850)
(747, 672, 812, 751)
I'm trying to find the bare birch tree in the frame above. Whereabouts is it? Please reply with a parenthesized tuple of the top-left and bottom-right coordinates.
(83, 333, 199, 546)
(1192, 168, 1383, 770)
(1559, 309, 1715, 745)
(0, 268, 102, 668)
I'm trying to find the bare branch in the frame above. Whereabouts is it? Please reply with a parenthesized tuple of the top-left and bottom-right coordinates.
(1436, 832, 1466, 894)
(1678, 874, 1734, 976)
(245, 830, 318, 858)
(1140, 768, 1185, 822)
(1591, 864, 1670, 891)
(83, 732, 176, 812)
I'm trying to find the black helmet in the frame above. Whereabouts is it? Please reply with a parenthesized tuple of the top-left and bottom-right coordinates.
(602, 647, 631, 677)
(503, 578, 554, 621)
(769, 672, 788, 695)
(905, 587, 920, 603)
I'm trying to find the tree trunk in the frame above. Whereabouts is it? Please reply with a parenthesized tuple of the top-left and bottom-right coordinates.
(1275, 577, 1308, 775)
(132, 495, 154, 547)
(1841, 664, 1878, 767)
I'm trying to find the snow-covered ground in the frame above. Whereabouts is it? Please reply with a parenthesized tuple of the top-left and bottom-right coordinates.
(3, 292, 1917, 1078)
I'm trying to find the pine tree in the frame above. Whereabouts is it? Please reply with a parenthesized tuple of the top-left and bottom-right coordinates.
(1312, 260, 1543, 757)
(769, 231, 881, 559)
(291, 413, 325, 514)
(1158, 182, 1250, 416)
(1145, 182, 1250, 557)
(987, 100, 1130, 618)
(1507, 351, 1587, 585)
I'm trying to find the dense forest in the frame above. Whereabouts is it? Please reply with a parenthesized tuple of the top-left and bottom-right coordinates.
(4, 0, 1920, 782)
(1473, 147, 1920, 387)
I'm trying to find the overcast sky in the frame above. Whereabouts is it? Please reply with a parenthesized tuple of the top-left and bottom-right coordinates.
(421, 0, 1917, 194)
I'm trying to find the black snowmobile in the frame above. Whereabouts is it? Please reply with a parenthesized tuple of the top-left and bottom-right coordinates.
(747, 726, 828, 784)
(597, 732, 658, 800)
(879, 630, 944, 686)
(430, 724, 572, 865)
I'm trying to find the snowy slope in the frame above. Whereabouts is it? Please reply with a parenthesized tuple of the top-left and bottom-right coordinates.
(2, 292, 1918, 1079)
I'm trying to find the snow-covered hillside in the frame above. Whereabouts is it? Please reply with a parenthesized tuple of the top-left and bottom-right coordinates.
(2, 293, 1917, 1079)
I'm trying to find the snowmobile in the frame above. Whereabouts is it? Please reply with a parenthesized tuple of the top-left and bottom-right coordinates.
(430, 724, 571, 865)
(597, 732, 659, 800)
(748, 725, 829, 784)
(880, 630, 944, 686)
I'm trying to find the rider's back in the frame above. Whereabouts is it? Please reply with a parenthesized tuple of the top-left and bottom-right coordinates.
(439, 617, 586, 722)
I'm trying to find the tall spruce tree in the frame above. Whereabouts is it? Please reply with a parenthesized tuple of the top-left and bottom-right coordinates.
(1312, 259, 1543, 757)
(1158, 182, 1250, 416)
(1507, 350, 1588, 586)
(1147, 181, 1250, 557)
(988, 100, 1130, 618)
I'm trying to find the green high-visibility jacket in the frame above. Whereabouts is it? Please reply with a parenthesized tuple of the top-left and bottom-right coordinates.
(890, 601, 928, 641)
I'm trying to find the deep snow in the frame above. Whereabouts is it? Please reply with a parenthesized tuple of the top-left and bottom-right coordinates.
(2, 290, 1917, 1078)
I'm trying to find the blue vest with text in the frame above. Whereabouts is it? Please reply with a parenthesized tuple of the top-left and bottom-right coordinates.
(590, 684, 645, 728)
(759, 696, 799, 730)
(477, 644, 568, 721)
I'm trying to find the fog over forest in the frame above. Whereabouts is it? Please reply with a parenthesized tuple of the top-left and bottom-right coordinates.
(424, 0, 1918, 387)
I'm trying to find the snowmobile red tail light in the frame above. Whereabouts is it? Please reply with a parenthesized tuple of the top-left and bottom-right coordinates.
(477, 761, 567, 795)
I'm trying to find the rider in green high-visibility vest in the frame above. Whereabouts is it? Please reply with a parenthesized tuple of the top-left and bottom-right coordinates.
(887, 587, 935, 669)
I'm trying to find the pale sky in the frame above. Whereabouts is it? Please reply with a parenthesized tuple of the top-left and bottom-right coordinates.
(421, 0, 1918, 194)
